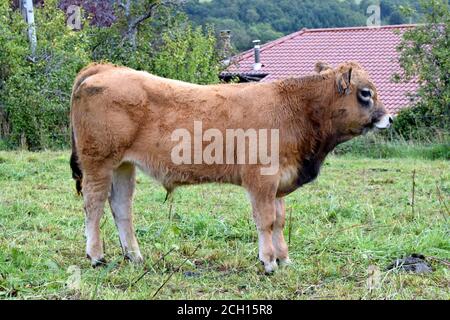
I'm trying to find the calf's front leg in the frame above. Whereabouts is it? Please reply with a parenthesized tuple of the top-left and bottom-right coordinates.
(249, 194, 278, 274)
(273, 198, 291, 266)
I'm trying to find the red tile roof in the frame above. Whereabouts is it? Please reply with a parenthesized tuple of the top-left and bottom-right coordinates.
(224, 25, 419, 114)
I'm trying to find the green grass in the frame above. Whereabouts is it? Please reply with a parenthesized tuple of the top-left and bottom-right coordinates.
(0, 151, 449, 300)
(334, 132, 450, 160)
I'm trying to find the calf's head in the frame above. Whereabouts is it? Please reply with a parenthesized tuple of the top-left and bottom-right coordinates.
(316, 61, 393, 143)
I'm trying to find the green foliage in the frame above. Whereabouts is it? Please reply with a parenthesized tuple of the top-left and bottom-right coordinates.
(393, 0, 450, 138)
(185, 0, 423, 50)
(86, 4, 220, 83)
(151, 19, 221, 84)
(334, 132, 450, 160)
(247, 23, 284, 45)
(0, 1, 28, 89)
(0, 1, 28, 141)
(86, 0, 161, 71)
(0, 0, 91, 150)
(360, 0, 422, 24)
(0, 1, 221, 150)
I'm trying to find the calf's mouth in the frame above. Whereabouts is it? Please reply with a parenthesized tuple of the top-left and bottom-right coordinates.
(366, 112, 393, 131)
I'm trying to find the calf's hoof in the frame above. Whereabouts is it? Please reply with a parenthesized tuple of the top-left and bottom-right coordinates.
(87, 255, 107, 268)
(124, 251, 144, 264)
(263, 260, 278, 274)
(277, 257, 292, 267)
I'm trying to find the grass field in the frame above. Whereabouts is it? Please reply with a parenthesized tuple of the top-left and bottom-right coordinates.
(0, 150, 448, 300)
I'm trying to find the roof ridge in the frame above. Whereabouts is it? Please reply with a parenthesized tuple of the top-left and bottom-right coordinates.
(303, 24, 417, 33)
(234, 28, 308, 62)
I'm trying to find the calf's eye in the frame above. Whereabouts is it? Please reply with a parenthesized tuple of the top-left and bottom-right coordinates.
(361, 89, 371, 98)
(358, 88, 372, 105)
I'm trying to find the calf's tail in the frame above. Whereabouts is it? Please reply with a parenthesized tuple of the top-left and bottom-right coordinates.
(70, 128, 83, 196)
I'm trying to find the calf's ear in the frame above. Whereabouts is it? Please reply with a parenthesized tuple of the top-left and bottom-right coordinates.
(336, 68, 352, 95)
(315, 61, 332, 73)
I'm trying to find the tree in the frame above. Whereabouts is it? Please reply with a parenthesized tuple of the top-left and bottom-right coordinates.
(58, 0, 117, 27)
(0, 0, 220, 149)
(185, 0, 369, 50)
(393, 0, 449, 138)
(151, 18, 220, 84)
(1, 0, 92, 149)
(21, 0, 38, 59)
(185, 0, 428, 51)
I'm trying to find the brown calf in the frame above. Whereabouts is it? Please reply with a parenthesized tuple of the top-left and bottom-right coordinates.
(70, 61, 392, 273)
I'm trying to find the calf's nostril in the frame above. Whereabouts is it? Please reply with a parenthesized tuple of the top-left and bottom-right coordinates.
(389, 116, 394, 124)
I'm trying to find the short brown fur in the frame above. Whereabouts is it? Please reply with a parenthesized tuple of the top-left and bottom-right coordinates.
(70, 61, 390, 272)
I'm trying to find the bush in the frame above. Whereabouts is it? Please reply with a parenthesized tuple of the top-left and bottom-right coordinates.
(394, 0, 449, 138)
(334, 131, 449, 160)
(0, 1, 221, 150)
(1, 0, 91, 150)
(393, 104, 449, 140)
(151, 19, 220, 84)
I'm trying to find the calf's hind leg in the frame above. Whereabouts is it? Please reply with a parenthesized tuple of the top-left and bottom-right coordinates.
(82, 168, 112, 267)
(108, 162, 143, 263)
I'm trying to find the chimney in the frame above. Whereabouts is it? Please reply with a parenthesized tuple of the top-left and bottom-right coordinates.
(253, 40, 262, 71)
(219, 30, 232, 65)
